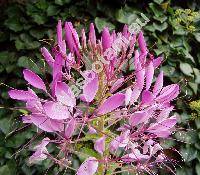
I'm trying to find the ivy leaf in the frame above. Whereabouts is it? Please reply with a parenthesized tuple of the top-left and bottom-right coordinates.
(175, 131, 198, 144)
(17, 56, 40, 74)
(181, 147, 197, 162)
(149, 3, 163, 17)
(193, 68, 200, 84)
(95, 17, 115, 32)
(115, 6, 138, 24)
(153, 0, 164, 4)
(0, 165, 12, 175)
(196, 164, 200, 175)
(47, 5, 60, 16)
(55, 0, 71, 5)
(194, 33, 200, 43)
(153, 22, 168, 32)
(4, 18, 23, 32)
(32, 14, 47, 25)
(30, 29, 46, 39)
(180, 63, 193, 77)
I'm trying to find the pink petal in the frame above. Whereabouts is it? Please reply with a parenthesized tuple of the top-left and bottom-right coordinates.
(143, 139, 154, 154)
(157, 106, 174, 122)
(28, 115, 63, 132)
(109, 130, 130, 152)
(88, 127, 97, 134)
(102, 27, 111, 51)
(57, 20, 63, 48)
(111, 30, 117, 42)
(156, 84, 179, 103)
(135, 62, 145, 90)
(82, 71, 99, 102)
(65, 22, 75, 53)
(29, 138, 50, 164)
(23, 69, 46, 91)
(138, 31, 147, 54)
(148, 116, 177, 132)
(129, 111, 147, 126)
(89, 23, 96, 48)
(55, 82, 76, 107)
(81, 28, 87, 49)
(151, 143, 162, 155)
(134, 50, 139, 70)
(122, 149, 150, 162)
(44, 101, 70, 120)
(145, 61, 154, 90)
(26, 99, 43, 113)
(125, 88, 132, 106)
(153, 71, 163, 96)
(130, 86, 141, 104)
(8, 89, 37, 101)
(122, 24, 130, 38)
(68, 22, 80, 49)
(153, 57, 163, 68)
(64, 22, 80, 61)
(141, 90, 154, 105)
(76, 157, 98, 175)
(65, 118, 76, 138)
(53, 54, 63, 80)
(94, 136, 106, 155)
(29, 149, 47, 164)
(97, 93, 125, 115)
(41, 47, 54, 67)
(51, 72, 62, 97)
(110, 77, 124, 93)
(150, 130, 171, 138)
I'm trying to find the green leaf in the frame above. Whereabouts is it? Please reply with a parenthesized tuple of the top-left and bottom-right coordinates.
(194, 33, 200, 42)
(0, 118, 12, 134)
(30, 29, 45, 39)
(0, 165, 12, 175)
(153, 15, 167, 23)
(175, 131, 198, 144)
(17, 56, 40, 74)
(32, 14, 47, 25)
(196, 163, 200, 175)
(161, 65, 175, 77)
(47, 5, 60, 16)
(176, 167, 193, 175)
(149, 3, 163, 17)
(153, 22, 168, 32)
(189, 82, 198, 94)
(193, 68, 200, 84)
(153, 0, 164, 4)
(181, 147, 197, 162)
(15, 38, 25, 50)
(0, 52, 15, 64)
(55, 0, 71, 5)
(78, 147, 99, 161)
(4, 18, 23, 32)
(78, 134, 98, 142)
(195, 118, 200, 129)
(115, 6, 138, 24)
(180, 62, 193, 77)
(35, 0, 48, 10)
(95, 17, 115, 32)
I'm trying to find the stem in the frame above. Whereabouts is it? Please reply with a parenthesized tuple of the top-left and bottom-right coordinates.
(97, 116, 105, 175)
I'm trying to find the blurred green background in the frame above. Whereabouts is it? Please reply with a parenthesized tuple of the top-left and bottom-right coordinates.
(0, 0, 200, 174)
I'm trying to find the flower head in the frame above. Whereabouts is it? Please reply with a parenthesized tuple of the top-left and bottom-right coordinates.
(9, 20, 179, 174)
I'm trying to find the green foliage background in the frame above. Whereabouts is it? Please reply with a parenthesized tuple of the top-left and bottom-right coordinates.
(0, 0, 200, 174)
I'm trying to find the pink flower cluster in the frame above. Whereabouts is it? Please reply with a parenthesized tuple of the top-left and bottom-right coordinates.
(9, 20, 179, 174)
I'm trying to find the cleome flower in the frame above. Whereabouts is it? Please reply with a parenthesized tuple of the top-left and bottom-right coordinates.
(9, 20, 180, 174)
